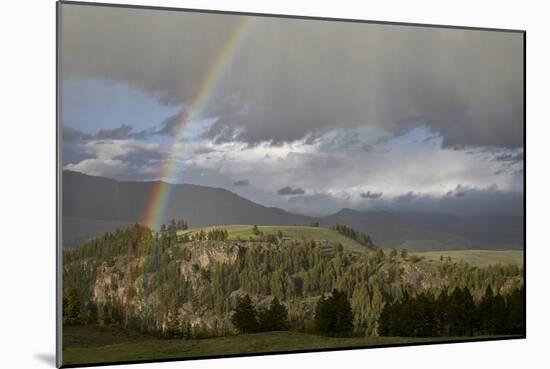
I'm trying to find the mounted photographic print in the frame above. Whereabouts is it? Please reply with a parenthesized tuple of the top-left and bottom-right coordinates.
(57, 1, 525, 367)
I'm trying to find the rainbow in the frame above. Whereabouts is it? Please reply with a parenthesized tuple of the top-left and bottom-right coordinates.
(142, 16, 255, 229)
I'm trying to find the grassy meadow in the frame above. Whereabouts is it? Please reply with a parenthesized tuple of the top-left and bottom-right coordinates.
(63, 325, 512, 366)
(412, 249, 523, 267)
(179, 225, 368, 253)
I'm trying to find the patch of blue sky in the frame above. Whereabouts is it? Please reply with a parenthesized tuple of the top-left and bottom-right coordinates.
(61, 78, 181, 135)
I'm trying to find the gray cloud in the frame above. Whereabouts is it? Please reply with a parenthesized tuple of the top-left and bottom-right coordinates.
(233, 179, 250, 186)
(360, 191, 383, 199)
(277, 186, 305, 196)
(192, 147, 217, 155)
(64, 125, 149, 142)
(95, 124, 133, 139)
(61, 4, 524, 149)
(63, 126, 92, 142)
(64, 139, 168, 181)
(95, 124, 150, 140)
(112, 145, 166, 168)
(445, 185, 467, 198)
(281, 185, 522, 216)
(62, 124, 169, 180)
(62, 127, 94, 165)
(154, 110, 188, 137)
(493, 151, 524, 163)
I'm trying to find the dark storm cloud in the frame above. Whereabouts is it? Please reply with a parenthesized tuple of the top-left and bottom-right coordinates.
(62, 127, 94, 165)
(277, 186, 306, 196)
(64, 125, 150, 142)
(95, 124, 133, 139)
(233, 179, 250, 186)
(95, 124, 150, 140)
(63, 126, 92, 142)
(360, 191, 383, 199)
(153, 110, 187, 137)
(193, 147, 217, 155)
(61, 4, 524, 149)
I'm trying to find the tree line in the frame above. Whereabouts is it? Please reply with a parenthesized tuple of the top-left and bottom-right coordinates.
(231, 295, 290, 333)
(160, 218, 188, 233)
(379, 285, 525, 337)
(330, 224, 373, 247)
(232, 289, 355, 337)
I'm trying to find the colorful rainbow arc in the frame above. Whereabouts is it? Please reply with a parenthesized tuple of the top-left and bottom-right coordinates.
(142, 16, 255, 230)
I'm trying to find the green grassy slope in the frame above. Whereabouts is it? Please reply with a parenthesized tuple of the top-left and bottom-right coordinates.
(412, 250, 523, 267)
(63, 325, 511, 366)
(179, 225, 368, 253)
(178, 225, 524, 265)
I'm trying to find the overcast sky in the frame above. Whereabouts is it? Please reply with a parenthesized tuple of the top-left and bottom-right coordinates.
(60, 4, 524, 216)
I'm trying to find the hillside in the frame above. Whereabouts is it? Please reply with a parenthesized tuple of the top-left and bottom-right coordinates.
(62, 170, 312, 248)
(63, 224, 524, 341)
(322, 208, 524, 251)
(62, 171, 524, 251)
(181, 225, 369, 254)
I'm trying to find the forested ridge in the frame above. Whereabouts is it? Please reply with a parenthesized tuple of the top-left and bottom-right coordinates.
(63, 223, 524, 339)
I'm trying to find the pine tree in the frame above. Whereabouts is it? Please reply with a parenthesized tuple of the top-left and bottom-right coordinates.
(63, 288, 81, 325)
(479, 285, 496, 334)
(259, 297, 289, 331)
(231, 295, 259, 333)
(176, 219, 188, 230)
(252, 225, 260, 235)
(506, 286, 525, 334)
(314, 289, 353, 336)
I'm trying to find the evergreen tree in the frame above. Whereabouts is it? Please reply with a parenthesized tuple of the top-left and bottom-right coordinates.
(314, 289, 353, 336)
(231, 295, 259, 333)
(252, 225, 260, 235)
(479, 285, 498, 334)
(434, 290, 450, 336)
(259, 297, 289, 331)
(506, 286, 525, 334)
(63, 288, 81, 325)
(176, 219, 188, 231)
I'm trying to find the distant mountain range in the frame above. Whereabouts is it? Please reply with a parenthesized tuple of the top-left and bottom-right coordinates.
(62, 170, 523, 251)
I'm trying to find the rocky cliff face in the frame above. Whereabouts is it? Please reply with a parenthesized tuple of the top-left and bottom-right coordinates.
(85, 241, 241, 335)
